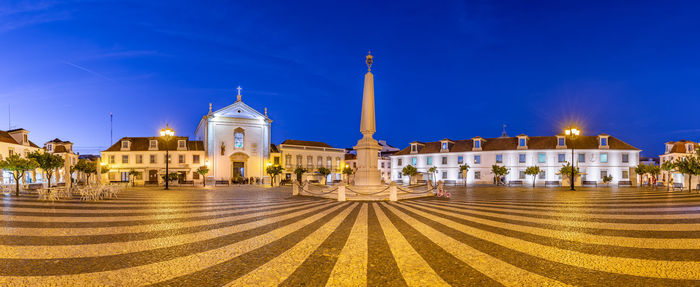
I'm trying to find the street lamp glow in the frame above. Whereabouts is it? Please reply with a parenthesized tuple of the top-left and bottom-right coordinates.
(563, 126, 581, 191)
(160, 124, 175, 190)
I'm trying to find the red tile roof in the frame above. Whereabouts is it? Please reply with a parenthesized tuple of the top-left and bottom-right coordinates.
(280, 139, 333, 148)
(103, 137, 204, 152)
(394, 135, 640, 156)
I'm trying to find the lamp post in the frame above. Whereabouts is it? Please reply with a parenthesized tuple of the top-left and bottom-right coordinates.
(160, 125, 175, 190)
(564, 127, 580, 191)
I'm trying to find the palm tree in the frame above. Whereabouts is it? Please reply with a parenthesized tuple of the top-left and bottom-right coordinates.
(342, 166, 354, 183)
(293, 167, 308, 184)
(602, 175, 613, 185)
(427, 166, 438, 184)
(317, 167, 331, 185)
(402, 165, 418, 185)
(266, 165, 284, 187)
(558, 162, 579, 187)
(524, 166, 541, 187)
(490, 165, 509, 186)
(674, 157, 700, 192)
(196, 166, 209, 186)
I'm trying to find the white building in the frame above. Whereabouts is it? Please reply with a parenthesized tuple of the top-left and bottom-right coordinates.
(101, 136, 206, 184)
(659, 140, 698, 189)
(0, 128, 42, 185)
(43, 138, 79, 185)
(390, 134, 641, 186)
(195, 88, 273, 182)
(276, 139, 346, 183)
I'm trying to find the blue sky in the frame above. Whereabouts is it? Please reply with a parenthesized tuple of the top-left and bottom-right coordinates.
(1, 0, 699, 157)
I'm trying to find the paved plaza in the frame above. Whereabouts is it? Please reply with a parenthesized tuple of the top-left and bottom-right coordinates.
(1, 185, 700, 286)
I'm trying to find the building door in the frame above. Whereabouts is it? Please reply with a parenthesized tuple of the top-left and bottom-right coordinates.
(149, 170, 158, 182)
(232, 162, 245, 181)
(177, 171, 186, 183)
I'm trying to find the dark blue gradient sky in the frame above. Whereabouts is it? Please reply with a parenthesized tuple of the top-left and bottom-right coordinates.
(1, 1, 699, 157)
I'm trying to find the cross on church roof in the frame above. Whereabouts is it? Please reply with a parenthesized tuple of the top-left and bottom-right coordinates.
(236, 86, 242, 101)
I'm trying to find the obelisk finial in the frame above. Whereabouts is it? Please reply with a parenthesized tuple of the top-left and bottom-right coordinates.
(208, 103, 212, 115)
(366, 51, 373, 71)
(264, 107, 268, 117)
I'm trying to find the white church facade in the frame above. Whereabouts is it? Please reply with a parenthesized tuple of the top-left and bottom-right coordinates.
(195, 88, 273, 182)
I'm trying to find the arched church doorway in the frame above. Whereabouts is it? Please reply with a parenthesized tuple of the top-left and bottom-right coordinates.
(229, 152, 249, 183)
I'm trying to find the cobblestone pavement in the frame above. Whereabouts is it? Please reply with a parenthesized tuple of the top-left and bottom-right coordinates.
(2, 186, 700, 286)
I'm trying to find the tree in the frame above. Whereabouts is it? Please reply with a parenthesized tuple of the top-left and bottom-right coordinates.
(293, 167, 308, 184)
(162, 172, 178, 184)
(647, 165, 661, 189)
(316, 167, 331, 185)
(266, 165, 284, 186)
(524, 166, 541, 187)
(490, 165, 509, 186)
(0, 154, 38, 196)
(74, 159, 99, 184)
(602, 175, 613, 185)
(27, 151, 64, 189)
(634, 164, 648, 187)
(459, 164, 470, 187)
(402, 165, 418, 184)
(196, 166, 209, 186)
(427, 166, 438, 184)
(674, 157, 700, 192)
(342, 166, 354, 183)
(128, 170, 141, 187)
(558, 162, 579, 186)
(660, 160, 675, 191)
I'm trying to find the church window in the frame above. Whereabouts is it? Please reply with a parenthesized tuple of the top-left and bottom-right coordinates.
(234, 128, 245, 149)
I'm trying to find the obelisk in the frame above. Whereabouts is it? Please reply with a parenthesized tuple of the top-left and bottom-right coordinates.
(353, 52, 382, 186)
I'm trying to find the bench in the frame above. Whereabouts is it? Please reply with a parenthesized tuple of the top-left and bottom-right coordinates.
(144, 180, 159, 186)
(215, 180, 230, 186)
(180, 180, 194, 186)
(582, 181, 597, 187)
(507, 180, 523, 186)
(443, 180, 457, 186)
(26, 183, 44, 190)
(544, 181, 560, 187)
(618, 181, 632, 187)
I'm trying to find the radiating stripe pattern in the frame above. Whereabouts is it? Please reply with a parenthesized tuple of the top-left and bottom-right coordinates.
(2, 186, 700, 286)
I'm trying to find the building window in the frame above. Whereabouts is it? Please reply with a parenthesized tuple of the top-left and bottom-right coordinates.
(600, 153, 608, 163)
(558, 154, 565, 163)
(578, 153, 585, 163)
(317, 156, 323, 167)
(519, 138, 526, 146)
(297, 155, 303, 167)
(178, 140, 186, 149)
(193, 172, 199, 180)
(496, 154, 503, 163)
(277, 156, 282, 165)
(600, 170, 608, 179)
(47, 144, 53, 152)
(601, 138, 608, 146)
(622, 153, 629, 163)
(442, 171, 447, 179)
(122, 155, 129, 164)
(538, 171, 546, 179)
(411, 157, 417, 166)
(411, 145, 417, 152)
(426, 157, 432, 165)
(558, 138, 565, 146)
(519, 170, 525, 179)
(622, 171, 629, 179)
(441, 156, 447, 165)
(193, 155, 200, 164)
(474, 140, 481, 149)
(150, 155, 156, 164)
(397, 158, 403, 166)
(150, 140, 157, 149)
(397, 172, 402, 179)
(136, 155, 143, 164)
(179, 155, 185, 164)
(307, 156, 313, 167)
(519, 154, 526, 163)
(109, 155, 115, 164)
(285, 155, 292, 167)
(457, 156, 463, 164)
(234, 128, 244, 149)
(538, 153, 546, 163)
(121, 141, 129, 149)
(474, 171, 481, 179)
(336, 157, 341, 169)
(474, 155, 481, 164)
(381, 162, 385, 168)
(458, 172, 463, 179)
(442, 142, 448, 150)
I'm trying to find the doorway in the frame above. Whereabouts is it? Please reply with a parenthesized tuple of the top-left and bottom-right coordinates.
(232, 162, 245, 182)
(148, 170, 158, 183)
